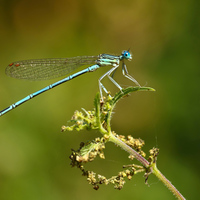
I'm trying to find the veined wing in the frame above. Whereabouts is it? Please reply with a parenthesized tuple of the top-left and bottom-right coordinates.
(5, 55, 99, 81)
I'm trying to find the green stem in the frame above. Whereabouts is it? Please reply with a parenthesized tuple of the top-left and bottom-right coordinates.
(152, 163, 186, 200)
(109, 134, 149, 168)
(109, 134, 185, 200)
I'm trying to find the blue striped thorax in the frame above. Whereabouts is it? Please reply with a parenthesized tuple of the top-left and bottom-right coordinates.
(97, 54, 120, 67)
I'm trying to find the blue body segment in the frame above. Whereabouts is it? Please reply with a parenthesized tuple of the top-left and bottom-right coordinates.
(0, 50, 140, 116)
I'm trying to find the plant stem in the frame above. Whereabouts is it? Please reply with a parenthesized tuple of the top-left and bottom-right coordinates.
(152, 164, 186, 200)
(109, 134, 150, 168)
(109, 134, 186, 200)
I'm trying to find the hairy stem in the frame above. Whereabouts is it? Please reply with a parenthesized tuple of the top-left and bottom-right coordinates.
(152, 164, 186, 200)
(109, 134, 149, 168)
(109, 134, 185, 200)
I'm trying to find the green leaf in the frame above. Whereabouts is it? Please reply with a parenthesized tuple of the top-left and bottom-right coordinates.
(111, 86, 155, 106)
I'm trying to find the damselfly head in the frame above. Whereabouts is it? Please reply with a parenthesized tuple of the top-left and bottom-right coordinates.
(121, 50, 132, 61)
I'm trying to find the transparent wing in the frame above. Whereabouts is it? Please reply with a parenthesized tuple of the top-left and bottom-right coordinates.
(6, 56, 99, 80)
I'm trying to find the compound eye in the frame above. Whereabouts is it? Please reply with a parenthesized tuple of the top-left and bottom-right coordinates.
(125, 52, 129, 57)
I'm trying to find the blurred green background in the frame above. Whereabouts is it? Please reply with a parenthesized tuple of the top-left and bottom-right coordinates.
(0, 0, 199, 199)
